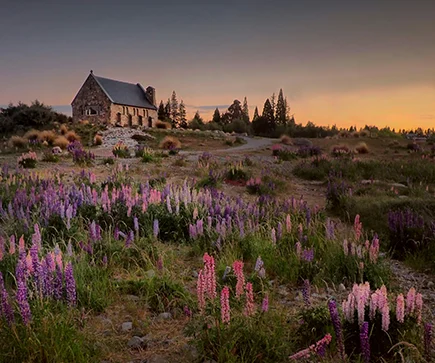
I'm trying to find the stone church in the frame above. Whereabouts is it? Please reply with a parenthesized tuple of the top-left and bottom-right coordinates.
(71, 71, 158, 127)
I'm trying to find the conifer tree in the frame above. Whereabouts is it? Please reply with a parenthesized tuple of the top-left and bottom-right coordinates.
(212, 108, 222, 125)
(157, 101, 166, 121)
(275, 89, 287, 125)
(242, 97, 250, 123)
(262, 98, 276, 131)
(179, 100, 187, 129)
(253, 107, 259, 121)
(165, 99, 171, 120)
(170, 91, 179, 128)
(270, 93, 276, 120)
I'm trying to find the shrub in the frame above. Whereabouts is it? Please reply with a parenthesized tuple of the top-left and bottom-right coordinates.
(225, 163, 250, 182)
(359, 130, 369, 137)
(204, 121, 223, 131)
(53, 136, 69, 149)
(9, 136, 28, 149)
(280, 134, 292, 145)
(59, 124, 69, 135)
(293, 157, 331, 181)
(65, 130, 81, 142)
(155, 121, 171, 129)
(102, 157, 115, 165)
(235, 136, 246, 145)
(352, 131, 360, 138)
(17, 151, 37, 168)
(292, 138, 312, 147)
(23, 129, 41, 141)
(41, 150, 59, 162)
(278, 149, 298, 161)
(37, 130, 57, 145)
(339, 130, 350, 138)
(407, 142, 421, 152)
(224, 138, 234, 146)
(196, 169, 221, 188)
(93, 134, 103, 146)
(112, 141, 130, 158)
(271, 144, 282, 156)
(298, 145, 322, 158)
(223, 119, 249, 134)
(331, 144, 352, 157)
(159, 136, 181, 150)
(355, 142, 369, 154)
(141, 148, 157, 163)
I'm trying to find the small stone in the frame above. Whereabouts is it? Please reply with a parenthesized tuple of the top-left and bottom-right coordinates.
(127, 336, 146, 349)
(339, 283, 346, 292)
(427, 281, 434, 289)
(157, 312, 172, 320)
(192, 270, 199, 278)
(121, 321, 133, 332)
(145, 269, 156, 278)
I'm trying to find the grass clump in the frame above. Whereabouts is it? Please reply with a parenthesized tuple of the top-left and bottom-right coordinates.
(38, 130, 57, 145)
(355, 142, 369, 154)
(159, 136, 181, 150)
(9, 135, 28, 149)
(53, 136, 70, 149)
(280, 134, 292, 145)
(155, 121, 171, 129)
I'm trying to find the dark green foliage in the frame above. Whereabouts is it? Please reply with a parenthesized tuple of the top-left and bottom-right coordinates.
(242, 97, 250, 123)
(222, 100, 244, 125)
(275, 89, 287, 125)
(212, 108, 222, 125)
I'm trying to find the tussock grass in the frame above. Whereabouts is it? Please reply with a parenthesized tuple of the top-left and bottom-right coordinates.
(159, 136, 181, 150)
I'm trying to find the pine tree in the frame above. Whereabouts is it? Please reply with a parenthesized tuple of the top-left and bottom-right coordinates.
(222, 100, 243, 125)
(170, 91, 179, 128)
(212, 108, 222, 125)
(179, 100, 187, 129)
(270, 93, 276, 120)
(242, 97, 250, 124)
(165, 99, 171, 120)
(157, 101, 166, 121)
(262, 98, 275, 131)
(275, 89, 286, 125)
(253, 107, 259, 121)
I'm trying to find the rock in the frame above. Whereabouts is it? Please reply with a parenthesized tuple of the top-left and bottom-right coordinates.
(147, 357, 170, 363)
(192, 270, 199, 278)
(131, 133, 155, 141)
(182, 344, 199, 360)
(127, 336, 146, 349)
(278, 285, 289, 296)
(361, 179, 380, 185)
(398, 195, 408, 199)
(428, 281, 434, 289)
(157, 312, 172, 320)
(121, 321, 133, 332)
(390, 183, 407, 188)
(145, 269, 156, 279)
(339, 283, 346, 292)
(52, 146, 62, 154)
(125, 294, 140, 302)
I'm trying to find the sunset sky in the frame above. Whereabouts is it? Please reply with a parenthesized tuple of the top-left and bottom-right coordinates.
(1, 0, 434, 129)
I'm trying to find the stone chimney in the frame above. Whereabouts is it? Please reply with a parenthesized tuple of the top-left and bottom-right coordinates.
(145, 86, 156, 106)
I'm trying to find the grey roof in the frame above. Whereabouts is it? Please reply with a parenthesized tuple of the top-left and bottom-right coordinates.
(93, 74, 156, 110)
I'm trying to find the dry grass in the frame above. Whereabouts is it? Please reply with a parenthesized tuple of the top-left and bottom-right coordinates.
(79, 119, 90, 125)
(23, 129, 41, 141)
(94, 134, 103, 146)
(9, 136, 28, 149)
(65, 130, 81, 142)
(53, 136, 70, 149)
(159, 136, 181, 150)
(280, 134, 292, 145)
(155, 121, 172, 129)
(60, 124, 69, 135)
(38, 130, 57, 145)
(355, 142, 369, 154)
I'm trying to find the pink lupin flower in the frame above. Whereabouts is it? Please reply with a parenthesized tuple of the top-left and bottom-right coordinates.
(9, 235, 15, 255)
(232, 260, 245, 299)
(406, 287, 416, 314)
(343, 239, 349, 256)
(271, 228, 276, 245)
(285, 214, 292, 232)
(220, 286, 230, 324)
(196, 270, 206, 313)
(354, 214, 363, 241)
(415, 293, 423, 325)
(295, 242, 302, 258)
(381, 302, 390, 331)
(262, 294, 269, 312)
(25, 253, 34, 274)
(244, 282, 255, 316)
(203, 253, 217, 299)
(369, 292, 379, 320)
(396, 294, 405, 323)
(18, 235, 26, 254)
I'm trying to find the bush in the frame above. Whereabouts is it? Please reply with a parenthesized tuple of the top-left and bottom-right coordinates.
(332, 144, 352, 157)
(278, 149, 298, 161)
(93, 134, 103, 146)
(112, 141, 130, 158)
(355, 142, 369, 154)
(204, 121, 223, 131)
(359, 130, 369, 137)
(280, 134, 292, 145)
(59, 124, 68, 135)
(407, 142, 421, 152)
(9, 136, 28, 149)
(297, 145, 322, 158)
(223, 119, 249, 134)
(102, 157, 115, 165)
(41, 150, 60, 162)
(141, 148, 157, 163)
(23, 129, 41, 141)
(292, 138, 312, 147)
(37, 130, 57, 145)
(17, 151, 37, 168)
(65, 130, 81, 142)
(155, 121, 171, 129)
(159, 136, 181, 150)
(53, 136, 69, 149)
(225, 163, 250, 182)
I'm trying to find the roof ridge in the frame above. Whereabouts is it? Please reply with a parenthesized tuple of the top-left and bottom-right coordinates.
(93, 74, 139, 87)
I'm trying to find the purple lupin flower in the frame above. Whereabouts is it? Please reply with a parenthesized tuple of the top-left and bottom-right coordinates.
(0, 271, 15, 325)
(133, 216, 139, 232)
(302, 279, 311, 307)
(183, 305, 192, 318)
(102, 255, 108, 267)
(325, 218, 335, 240)
(53, 264, 63, 300)
(328, 299, 345, 360)
(32, 223, 42, 250)
(41, 258, 53, 298)
(360, 321, 370, 363)
(64, 262, 76, 307)
(125, 230, 134, 248)
(66, 241, 73, 257)
(16, 260, 31, 325)
(277, 222, 283, 241)
(261, 295, 269, 312)
(153, 219, 159, 238)
(424, 323, 432, 362)
(302, 248, 314, 262)
(114, 226, 120, 240)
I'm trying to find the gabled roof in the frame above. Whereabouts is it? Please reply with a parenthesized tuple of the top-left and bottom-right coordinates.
(92, 74, 157, 110)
